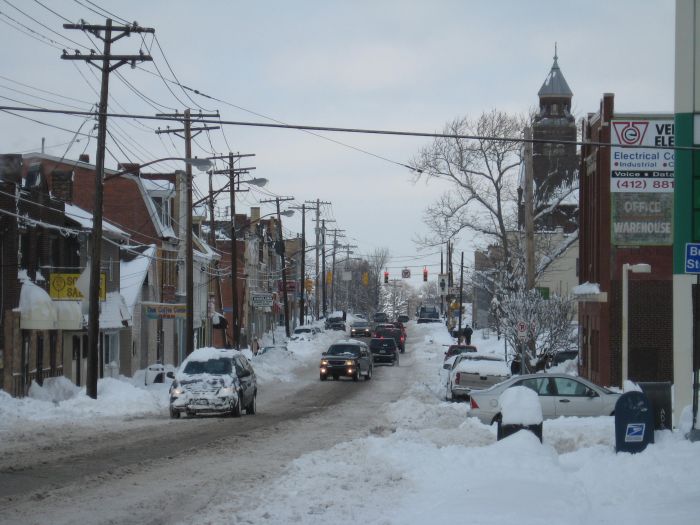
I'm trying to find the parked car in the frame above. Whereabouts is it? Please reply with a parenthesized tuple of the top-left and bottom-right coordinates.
(257, 345, 288, 355)
(169, 348, 257, 418)
(369, 337, 399, 366)
(443, 344, 478, 361)
(320, 340, 373, 381)
(374, 326, 405, 353)
(468, 373, 621, 425)
(290, 326, 317, 341)
(550, 350, 579, 368)
(417, 311, 441, 324)
(446, 354, 510, 401)
(350, 320, 371, 337)
(324, 315, 344, 330)
(397, 314, 410, 323)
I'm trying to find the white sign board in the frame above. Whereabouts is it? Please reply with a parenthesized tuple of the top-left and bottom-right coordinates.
(516, 320, 528, 341)
(251, 293, 273, 308)
(610, 119, 674, 193)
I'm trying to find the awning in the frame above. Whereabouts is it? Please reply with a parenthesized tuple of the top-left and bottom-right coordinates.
(19, 280, 57, 330)
(96, 292, 132, 329)
(55, 300, 83, 330)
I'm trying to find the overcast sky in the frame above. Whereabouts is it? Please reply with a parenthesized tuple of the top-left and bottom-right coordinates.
(0, 0, 675, 287)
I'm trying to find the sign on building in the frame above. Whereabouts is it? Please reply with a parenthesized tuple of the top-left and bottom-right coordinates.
(50, 272, 106, 301)
(610, 118, 674, 245)
(143, 302, 187, 319)
(251, 292, 274, 308)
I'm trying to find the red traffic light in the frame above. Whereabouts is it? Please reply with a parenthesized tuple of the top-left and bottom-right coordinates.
(423, 267, 428, 281)
(384, 271, 389, 284)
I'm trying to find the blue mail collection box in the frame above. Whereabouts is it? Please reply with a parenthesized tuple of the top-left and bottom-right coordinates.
(615, 391, 655, 454)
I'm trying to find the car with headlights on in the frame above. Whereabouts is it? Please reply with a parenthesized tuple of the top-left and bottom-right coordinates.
(350, 320, 371, 338)
(468, 373, 621, 425)
(446, 353, 509, 401)
(369, 337, 399, 365)
(169, 348, 257, 418)
(320, 340, 373, 381)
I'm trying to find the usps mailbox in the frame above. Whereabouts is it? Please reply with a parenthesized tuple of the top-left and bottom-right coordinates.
(615, 391, 654, 453)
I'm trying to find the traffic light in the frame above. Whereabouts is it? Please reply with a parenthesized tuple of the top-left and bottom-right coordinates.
(423, 267, 428, 282)
(362, 272, 369, 286)
(384, 271, 389, 284)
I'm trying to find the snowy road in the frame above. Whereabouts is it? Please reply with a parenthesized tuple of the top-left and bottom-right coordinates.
(0, 334, 422, 525)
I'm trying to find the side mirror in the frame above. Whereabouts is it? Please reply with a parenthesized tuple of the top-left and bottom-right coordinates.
(321, 352, 327, 356)
(443, 363, 452, 370)
(166, 371, 175, 379)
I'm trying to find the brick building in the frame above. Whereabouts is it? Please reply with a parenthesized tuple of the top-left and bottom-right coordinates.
(578, 94, 674, 387)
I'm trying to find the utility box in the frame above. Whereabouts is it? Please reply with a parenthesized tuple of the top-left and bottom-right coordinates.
(638, 382, 673, 431)
(615, 391, 654, 453)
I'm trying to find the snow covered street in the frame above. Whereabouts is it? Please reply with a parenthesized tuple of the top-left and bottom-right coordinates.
(1, 322, 699, 524)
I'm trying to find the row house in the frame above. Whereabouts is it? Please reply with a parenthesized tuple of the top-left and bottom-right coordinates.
(0, 154, 130, 396)
(0, 153, 219, 395)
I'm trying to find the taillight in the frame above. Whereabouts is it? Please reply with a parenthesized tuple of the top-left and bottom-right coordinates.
(456, 372, 461, 384)
(470, 397, 479, 409)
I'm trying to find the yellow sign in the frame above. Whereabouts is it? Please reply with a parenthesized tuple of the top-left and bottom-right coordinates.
(326, 271, 333, 285)
(304, 278, 314, 292)
(50, 273, 106, 301)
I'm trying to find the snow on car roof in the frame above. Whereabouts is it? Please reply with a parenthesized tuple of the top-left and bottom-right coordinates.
(182, 347, 239, 364)
(453, 354, 509, 376)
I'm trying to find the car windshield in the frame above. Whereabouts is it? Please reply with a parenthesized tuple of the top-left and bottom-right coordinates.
(326, 345, 360, 356)
(182, 357, 232, 375)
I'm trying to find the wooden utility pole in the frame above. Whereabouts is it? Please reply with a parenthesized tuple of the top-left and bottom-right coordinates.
(305, 199, 330, 320)
(61, 19, 153, 399)
(458, 251, 464, 334)
(261, 197, 294, 337)
(211, 153, 256, 348)
(524, 126, 535, 290)
(321, 219, 327, 317)
(327, 229, 345, 312)
(156, 110, 219, 357)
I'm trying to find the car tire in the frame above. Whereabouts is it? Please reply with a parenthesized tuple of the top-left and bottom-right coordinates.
(353, 370, 360, 382)
(231, 394, 242, 418)
(169, 407, 180, 419)
(365, 366, 372, 381)
(246, 392, 257, 415)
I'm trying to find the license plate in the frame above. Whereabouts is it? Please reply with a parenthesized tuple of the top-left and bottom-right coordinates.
(193, 399, 209, 406)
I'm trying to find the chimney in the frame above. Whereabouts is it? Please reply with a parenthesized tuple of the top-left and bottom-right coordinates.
(79, 153, 90, 163)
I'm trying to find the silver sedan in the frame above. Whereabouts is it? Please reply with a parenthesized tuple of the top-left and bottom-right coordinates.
(468, 373, 621, 425)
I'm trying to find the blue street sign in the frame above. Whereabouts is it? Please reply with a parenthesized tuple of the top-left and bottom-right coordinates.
(685, 243, 700, 273)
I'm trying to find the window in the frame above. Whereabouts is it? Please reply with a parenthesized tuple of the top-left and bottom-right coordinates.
(49, 331, 57, 371)
(516, 377, 550, 395)
(553, 377, 589, 397)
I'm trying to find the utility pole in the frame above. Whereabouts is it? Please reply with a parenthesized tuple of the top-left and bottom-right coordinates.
(156, 110, 219, 358)
(291, 204, 307, 325)
(327, 229, 345, 312)
(321, 219, 327, 317)
(261, 197, 295, 337)
(62, 19, 153, 400)
(340, 243, 357, 312)
(306, 199, 330, 320)
(458, 251, 464, 334)
(524, 126, 536, 290)
(212, 153, 255, 348)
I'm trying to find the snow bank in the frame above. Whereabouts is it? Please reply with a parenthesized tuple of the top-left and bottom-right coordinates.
(500, 385, 543, 425)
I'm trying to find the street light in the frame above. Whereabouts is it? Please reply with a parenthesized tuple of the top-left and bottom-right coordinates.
(622, 262, 651, 384)
(86, 156, 211, 399)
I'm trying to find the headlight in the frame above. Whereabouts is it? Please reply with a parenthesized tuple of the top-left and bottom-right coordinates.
(171, 387, 183, 396)
(345, 360, 354, 366)
(218, 386, 236, 396)
(320, 359, 329, 366)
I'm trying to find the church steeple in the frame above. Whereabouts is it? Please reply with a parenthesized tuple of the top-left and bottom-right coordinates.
(538, 44, 573, 99)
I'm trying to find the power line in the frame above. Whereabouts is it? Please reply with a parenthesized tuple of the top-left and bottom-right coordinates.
(1, 105, 686, 153)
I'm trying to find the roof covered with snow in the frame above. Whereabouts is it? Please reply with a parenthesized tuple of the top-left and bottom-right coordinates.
(64, 203, 129, 239)
(120, 245, 156, 314)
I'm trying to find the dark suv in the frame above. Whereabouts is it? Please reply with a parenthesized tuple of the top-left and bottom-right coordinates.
(369, 337, 399, 365)
(372, 312, 389, 324)
(320, 340, 373, 381)
(374, 326, 405, 353)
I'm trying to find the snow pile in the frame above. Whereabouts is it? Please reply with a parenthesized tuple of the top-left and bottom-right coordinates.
(500, 385, 543, 425)
(251, 347, 304, 384)
(0, 377, 168, 429)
